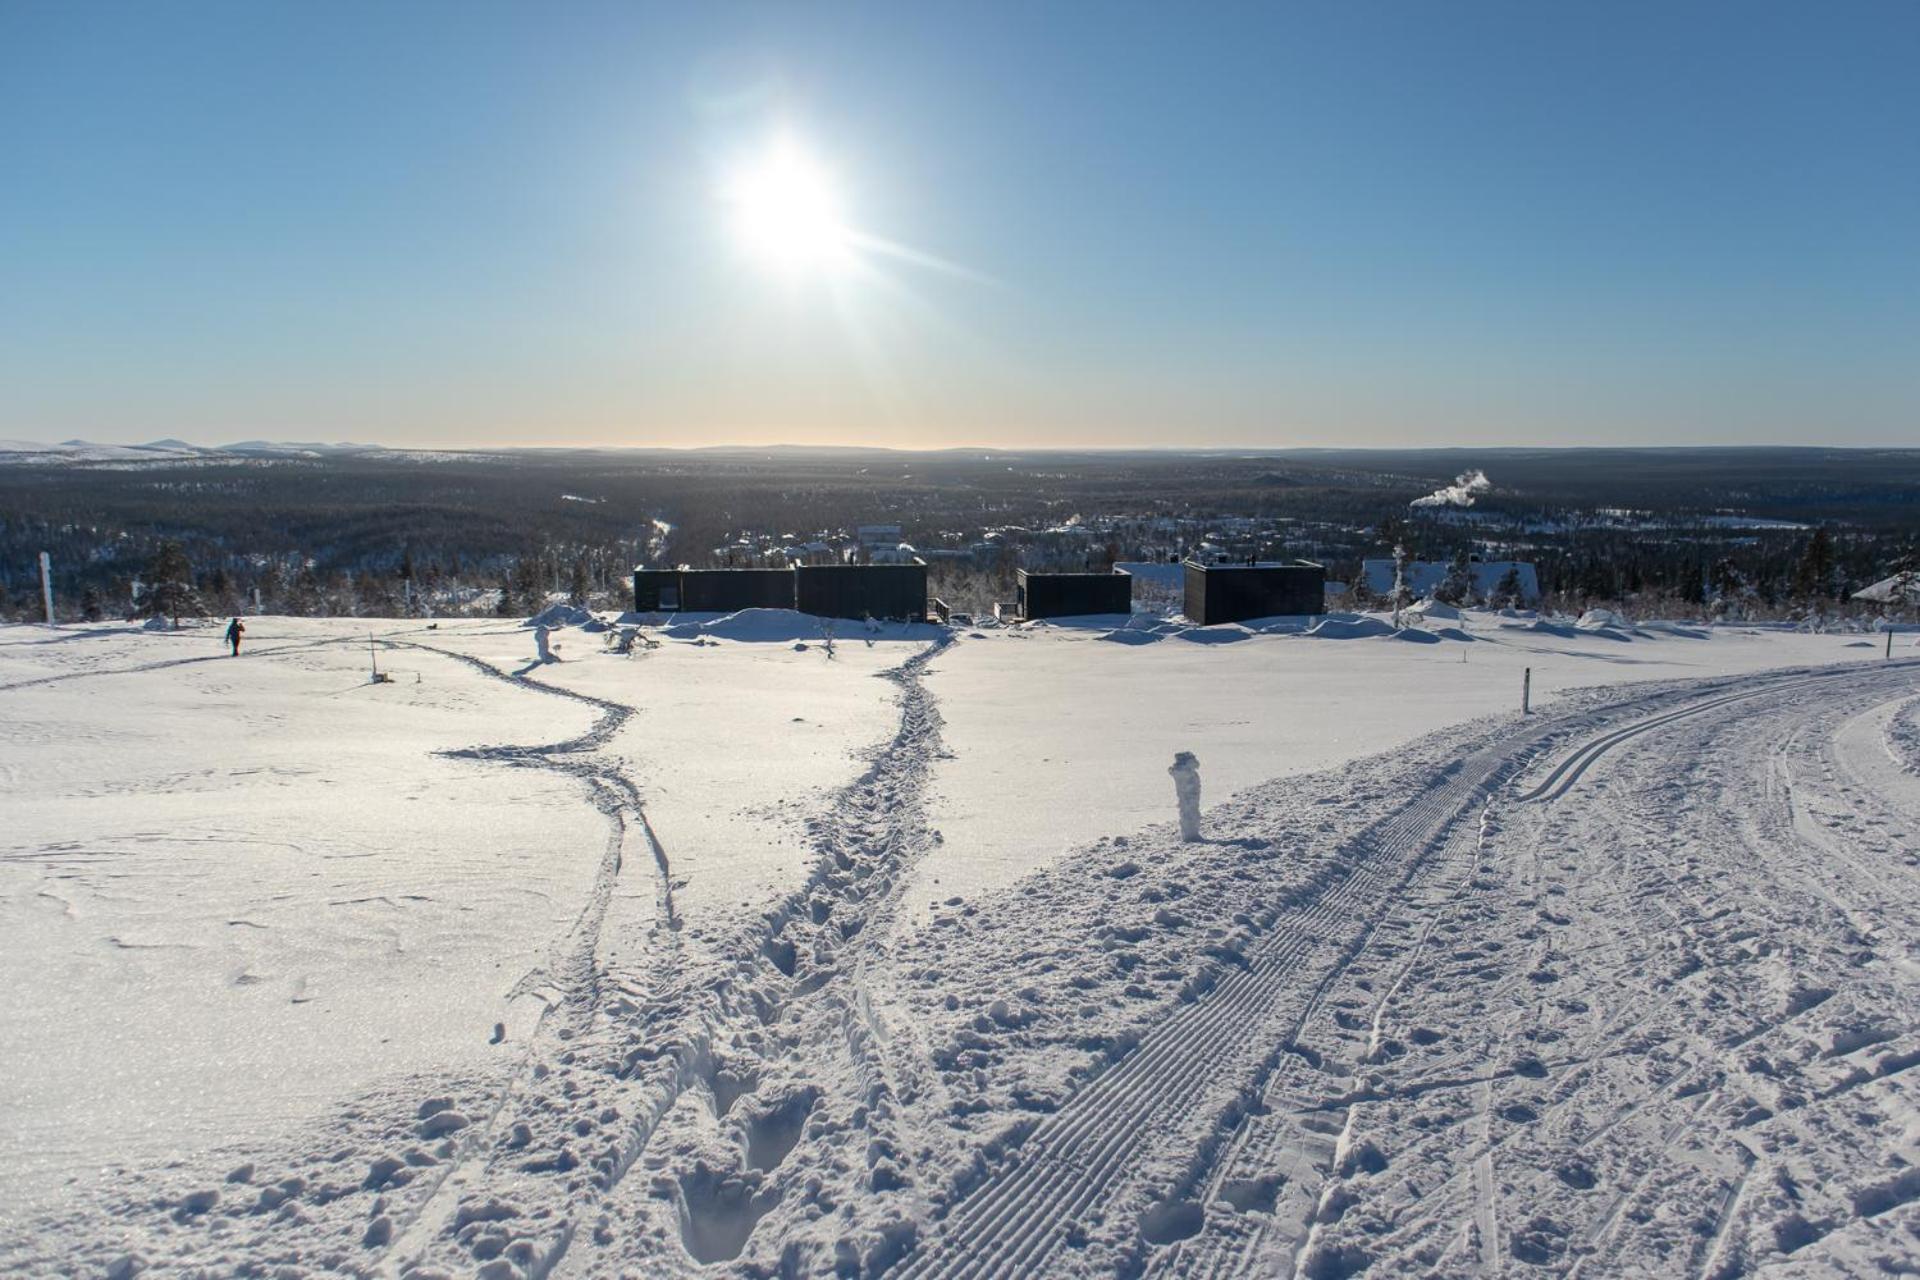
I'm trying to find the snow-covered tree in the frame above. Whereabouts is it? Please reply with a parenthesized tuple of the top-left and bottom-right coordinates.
(1389, 543, 1414, 626)
(1709, 558, 1748, 620)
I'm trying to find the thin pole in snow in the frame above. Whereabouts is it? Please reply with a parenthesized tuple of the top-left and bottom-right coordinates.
(1522, 666, 1532, 715)
(1889, 629, 1895, 660)
(38, 551, 54, 625)
(370, 631, 379, 679)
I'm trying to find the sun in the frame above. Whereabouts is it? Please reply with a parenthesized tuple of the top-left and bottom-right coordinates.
(724, 135, 853, 276)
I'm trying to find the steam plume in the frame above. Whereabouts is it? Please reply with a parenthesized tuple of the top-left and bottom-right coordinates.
(1411, 469, 1491, 509)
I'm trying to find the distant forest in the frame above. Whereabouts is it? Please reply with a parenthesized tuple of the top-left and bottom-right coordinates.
(1, 446, 1915, 622)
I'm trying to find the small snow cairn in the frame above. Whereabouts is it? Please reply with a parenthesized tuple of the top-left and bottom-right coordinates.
(1169, 751, 1203, 842)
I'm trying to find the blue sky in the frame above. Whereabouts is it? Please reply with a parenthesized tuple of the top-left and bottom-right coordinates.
(2, 1, 1916, 448)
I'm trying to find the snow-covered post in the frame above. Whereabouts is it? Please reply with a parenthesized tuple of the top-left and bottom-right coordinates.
(1169, 751, 1202, 842)
(39, 551, 54, 625)
(1522, 667, 1532, 715)
(535, 624, 557, 664)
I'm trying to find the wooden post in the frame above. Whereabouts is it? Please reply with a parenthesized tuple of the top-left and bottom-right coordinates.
(1523, 666, 1532, 715)
(1890, 629, 1896, 661)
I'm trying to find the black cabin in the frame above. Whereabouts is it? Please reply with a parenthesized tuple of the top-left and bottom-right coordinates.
(794, 561, 927, 621)
(1182, 559, 1325, 624)
(1015, 568, 1133, 619)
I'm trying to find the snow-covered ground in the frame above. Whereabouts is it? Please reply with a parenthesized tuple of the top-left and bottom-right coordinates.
(916, 613, 1899, 912)
(1, 610, 1916, 1278)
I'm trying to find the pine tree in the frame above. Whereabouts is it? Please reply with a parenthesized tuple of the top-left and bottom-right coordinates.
(511, 558, 543, 615)
(287, 566, 323, 617)
(144, 540, 203, 626)
(1794, 528, 1835, 601)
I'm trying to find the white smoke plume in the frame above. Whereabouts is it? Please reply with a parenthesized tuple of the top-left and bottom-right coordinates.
(1410, 468, 1492, 509)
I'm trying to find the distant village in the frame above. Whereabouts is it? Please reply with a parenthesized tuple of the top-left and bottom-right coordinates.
(4, 447, 1914, 626)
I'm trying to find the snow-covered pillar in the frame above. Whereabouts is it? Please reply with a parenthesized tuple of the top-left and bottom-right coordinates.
(1169, 751, 1202, 842)
(38, 551, 53, 625)
(535, 624, 557, 664)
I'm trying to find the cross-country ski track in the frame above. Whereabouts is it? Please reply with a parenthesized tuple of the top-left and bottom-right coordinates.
(2, 621, 1916, 1278)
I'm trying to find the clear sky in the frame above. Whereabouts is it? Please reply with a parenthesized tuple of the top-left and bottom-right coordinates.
(2, 1, 1917, 449)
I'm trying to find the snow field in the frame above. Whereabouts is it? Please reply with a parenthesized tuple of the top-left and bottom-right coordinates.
(915, 614, 1894, 912)
(0, 621, 606, 1225)
(2, 611, 1916, 1278)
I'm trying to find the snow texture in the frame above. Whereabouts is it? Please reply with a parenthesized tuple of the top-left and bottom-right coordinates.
(2, 613, 1917, 1279)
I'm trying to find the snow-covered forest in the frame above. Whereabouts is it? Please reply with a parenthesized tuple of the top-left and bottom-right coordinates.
(3, 446, 1916, 626)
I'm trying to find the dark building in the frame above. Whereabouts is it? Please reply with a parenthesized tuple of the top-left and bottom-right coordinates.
(1183, 559, 1325, 624)
(1016, 568, 1133, 619)
(677, 568, 795, 612)
(632, 567, 796, 612)
(794, 561, 927, 621)
(632, 569, 682, 611)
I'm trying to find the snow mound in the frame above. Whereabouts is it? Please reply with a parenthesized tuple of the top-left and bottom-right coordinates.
(1099, 629, 1163, 646)
(1099, 618, 1179, 645)
(1305, 616, 1396, 640)
(1577, 608, 1630, 631)
(660, 608, 937, 644)
(1636, 620, 1709, 639)
(1500, 617, 1579, 638)
(1406, 599, 1462, 621)
(1019, 613, 1135, 632)
(1176, 626, 1253, 645)
(523, 603, 595, 629)
(1247, 617, 1317, 635)
(141, 616, 171, 632)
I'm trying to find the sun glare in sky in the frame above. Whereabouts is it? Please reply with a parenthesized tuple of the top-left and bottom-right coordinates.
(723, 134, 854, 277)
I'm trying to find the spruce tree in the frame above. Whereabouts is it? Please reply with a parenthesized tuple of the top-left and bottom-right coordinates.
(144, 540, 203, 626)
(1436, 547, 1474, 605)
(1493, 565, 1524, 609)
